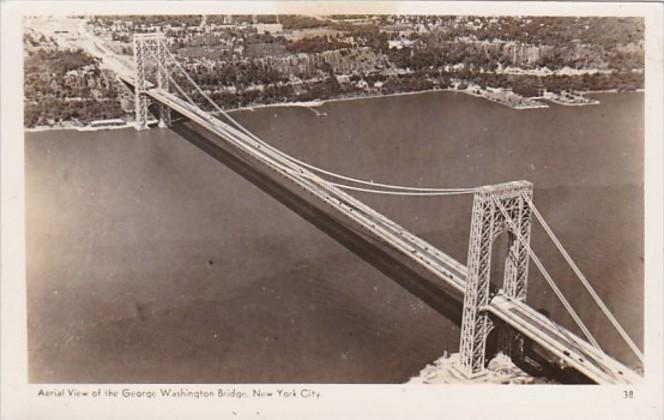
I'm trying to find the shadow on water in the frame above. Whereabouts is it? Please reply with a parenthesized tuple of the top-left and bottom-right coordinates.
(170, 120, 466, 325)
(169, 119, 594, 384)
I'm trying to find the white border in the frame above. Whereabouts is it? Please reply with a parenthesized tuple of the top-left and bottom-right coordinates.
(2, 2, 663, 419)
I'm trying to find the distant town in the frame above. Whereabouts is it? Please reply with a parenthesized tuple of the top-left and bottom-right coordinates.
(23, 15, 644, 129)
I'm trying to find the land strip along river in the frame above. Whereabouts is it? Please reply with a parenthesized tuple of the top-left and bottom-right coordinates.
(26, 91, 643, 383)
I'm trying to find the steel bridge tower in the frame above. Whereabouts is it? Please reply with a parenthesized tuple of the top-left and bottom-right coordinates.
(458, 180, 533, 377)
(133, 33, 171, 130)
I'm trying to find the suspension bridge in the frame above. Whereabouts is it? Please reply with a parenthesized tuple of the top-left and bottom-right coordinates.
(105, 33, 641, 383)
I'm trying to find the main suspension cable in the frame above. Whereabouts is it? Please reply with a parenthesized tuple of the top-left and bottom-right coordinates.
(523, 193, 644, 363)
(151, 54, 345, 188)
(150, 47, 641, 363)
(321, 181, 478, 196)
(163, 48, 478, 194)
(493, 198, 602, 351)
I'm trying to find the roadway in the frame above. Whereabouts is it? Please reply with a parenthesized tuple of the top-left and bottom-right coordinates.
(141, 85, 640, 384)
(82, 36, 642, 383)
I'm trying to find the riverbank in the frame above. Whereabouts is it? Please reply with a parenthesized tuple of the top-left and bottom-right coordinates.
(24, 87, 633, 132)
(541, 91, 600, 106)
(408, 352, 554, 384)
(24, 119, 156, 133)
(223, 84, 623, 114)
(460, 84, 548, 109)
(26, 123, 132, 133)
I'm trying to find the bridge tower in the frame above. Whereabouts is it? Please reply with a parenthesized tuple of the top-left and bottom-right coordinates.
(458, 180, 533, 377)
(133, 33, 171, 130)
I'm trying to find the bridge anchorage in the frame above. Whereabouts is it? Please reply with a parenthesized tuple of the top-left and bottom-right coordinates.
(126, 34, 643, 383)
(458, 180, 533, 378)
(133, 33, 171, 130)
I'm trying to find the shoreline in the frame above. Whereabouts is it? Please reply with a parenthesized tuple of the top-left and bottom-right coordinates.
(407, 352, 554, 384)
(25, 119, 157, 133)
(24, 89, 640, 133)
(225, 87, 549, 114)
(227, 86, 644, 114)
(214, 86, 643, 115)
(25, 123, 133, 133)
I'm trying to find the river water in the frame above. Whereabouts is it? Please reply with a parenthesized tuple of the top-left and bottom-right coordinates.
(26, 91, 643, 383)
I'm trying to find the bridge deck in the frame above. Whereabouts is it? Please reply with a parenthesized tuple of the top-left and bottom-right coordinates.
(47, 24, 644, 384)
(488, 296, 641, 383)
(140, 86, 639, 384)
(91, 49, 642, 383)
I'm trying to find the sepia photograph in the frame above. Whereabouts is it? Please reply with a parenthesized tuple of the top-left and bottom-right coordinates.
(22, 11, 647, 384)
(2, 1, 663, 419)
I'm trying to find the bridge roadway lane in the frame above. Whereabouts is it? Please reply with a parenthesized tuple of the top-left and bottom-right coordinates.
(488, 296, 641, 383)
(136, 86, 639, 384)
